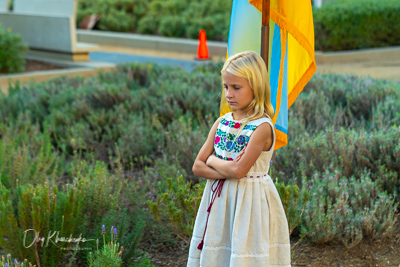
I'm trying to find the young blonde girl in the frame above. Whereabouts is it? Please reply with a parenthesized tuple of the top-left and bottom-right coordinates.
(187, 51, 291, 267)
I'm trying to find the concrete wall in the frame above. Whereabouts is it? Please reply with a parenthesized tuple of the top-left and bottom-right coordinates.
(0, 13, 75, 53)
(14, 0, 76, 17)
(0, 0, 9, 11)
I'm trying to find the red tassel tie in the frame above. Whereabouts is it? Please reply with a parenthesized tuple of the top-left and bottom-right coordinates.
(197, 179, 225, 250)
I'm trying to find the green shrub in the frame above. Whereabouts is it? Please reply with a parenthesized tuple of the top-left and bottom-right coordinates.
(301, 171, 397, 247)
(86, 221, 152, 267)
(0, 116, 62, 190)
(1, 61, 399, 252)
(78, 0, 231, 41)
(0, 253, 35, 267)
(129, 253, 154, 267)
(1, 63, 220, 168)
(290, 73, 399, 135)
(87, 225, 123, 267)
(275, 74, 400, 199)
(0, 24, 27, 74)
(161, 115, 212, 182)
(274, 179, 310, 236)
(158, 16, 187, 38)
(99, 209, 145, 263)
(148, 174, 205, 244)
(0, 158, 131, 267)
(0, 181, 86, 266)
(274, 127, 400, 199)
(77, 0, 147, 32)
(78, 0, 400, 50)
(314, 0, 400, 51)
(137, 15, 158, 35)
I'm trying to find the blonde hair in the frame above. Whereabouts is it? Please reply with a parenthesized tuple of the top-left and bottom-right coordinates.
(220, 51, 274, 133)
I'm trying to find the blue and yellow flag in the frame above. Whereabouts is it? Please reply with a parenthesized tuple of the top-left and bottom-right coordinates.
(224, 0, 316, 150)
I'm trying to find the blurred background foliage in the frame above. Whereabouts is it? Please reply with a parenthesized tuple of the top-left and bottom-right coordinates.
(0, 24, 27, 74)
(76, 0, 400, 51)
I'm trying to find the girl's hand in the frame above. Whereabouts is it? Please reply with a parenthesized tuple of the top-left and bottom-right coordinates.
(235, 146, 247, 162)
(206, 155, 216, 166)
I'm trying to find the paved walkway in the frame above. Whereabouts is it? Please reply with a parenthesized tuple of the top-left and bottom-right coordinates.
(1, 44, 399, 95)
(316, 61, 400, 82)
(92, 45, 400, 82)
(90, 51, 206, 72)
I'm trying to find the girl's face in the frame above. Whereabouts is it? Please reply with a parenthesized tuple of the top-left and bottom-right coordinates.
(222, 71, 254, 113)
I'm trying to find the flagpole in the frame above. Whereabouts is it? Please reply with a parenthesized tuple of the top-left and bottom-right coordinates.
(261, 0, 270, 71)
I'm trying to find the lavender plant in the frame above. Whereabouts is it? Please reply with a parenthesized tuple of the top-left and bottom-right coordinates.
(274, 179, 310, 236)
(0, 117, 61, 190)
(148, 174, 205, 244)
(1, 254, 35, 267)
(0, 181, 85, 266)
(87, 225, 123, 267)
(301, 170, 398, 247)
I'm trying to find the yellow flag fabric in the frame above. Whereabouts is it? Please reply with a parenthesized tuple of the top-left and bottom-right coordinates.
(226, 0, 315, 149)
(249, 0, 316, 108)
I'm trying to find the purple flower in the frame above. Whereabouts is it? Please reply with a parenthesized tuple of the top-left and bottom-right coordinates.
(5, 263, 8, 267)
(114, 228, 118, 242)
(111, 226, 114, 233)
(102, 225, 105, 235)
(224, 121, 229, 126)
(170, 193, 174, 198)
(164, 189, 167, 193)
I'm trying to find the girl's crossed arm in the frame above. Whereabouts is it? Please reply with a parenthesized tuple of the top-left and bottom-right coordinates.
(192, 117, 228, 179)
(206, 122, 273, 179)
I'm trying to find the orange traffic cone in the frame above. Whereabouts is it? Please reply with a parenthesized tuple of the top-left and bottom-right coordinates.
(196, 30, 209, 60)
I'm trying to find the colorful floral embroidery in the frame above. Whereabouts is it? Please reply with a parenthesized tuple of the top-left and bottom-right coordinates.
(226, 141, 235, 151)
(215, 136, 220, 145)
(215, 114, 269, 161)
(244, 124, 257, 130)
(220, 118, 257, 131)
(237, 135, 245, 145)
(216, 154, 234, 161)
(214, 129, 249, 153)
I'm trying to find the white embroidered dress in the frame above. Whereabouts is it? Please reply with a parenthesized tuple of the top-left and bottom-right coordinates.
(187, 112, 291, 267)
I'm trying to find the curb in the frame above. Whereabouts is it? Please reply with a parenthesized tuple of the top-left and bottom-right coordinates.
(315, 46, 400, 64)
(0, 63, 116, 95)
(77, 29, 400, 65)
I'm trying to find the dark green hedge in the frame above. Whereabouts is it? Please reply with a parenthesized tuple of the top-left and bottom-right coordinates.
(313, 0, 400, 51)
(0, 24, 27, 74)
(77, 0, 231, 41)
